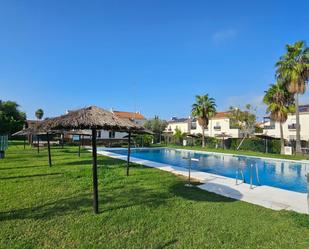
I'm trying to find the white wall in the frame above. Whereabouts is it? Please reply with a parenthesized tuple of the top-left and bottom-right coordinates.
(98, 130, 128, 140)
(96, 118, 146, 140)
(166, 117, 242, 138)
(166, 122, 190, 134)
(263, 112, 309, 141)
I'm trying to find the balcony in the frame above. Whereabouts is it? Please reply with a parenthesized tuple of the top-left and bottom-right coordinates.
(213, 126, 221, 131)
(288, 124, 300, 130)
(264, 125, 275, 130)
(190, 123, 197, 130)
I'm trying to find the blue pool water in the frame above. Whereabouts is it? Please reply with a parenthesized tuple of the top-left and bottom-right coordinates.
(101, 148, 309, 193)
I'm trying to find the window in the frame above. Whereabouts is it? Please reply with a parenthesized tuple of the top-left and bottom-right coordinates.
(97, 131, 101, 138)
(108, 131, 114, 138)
(214, 122, 221, 130)
(191, 122, 197, 130)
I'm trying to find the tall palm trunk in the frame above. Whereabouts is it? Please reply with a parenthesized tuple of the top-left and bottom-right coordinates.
(279, 122, 285, 155)
(202, 127, 205, 147)
(295, 93, 302, 154)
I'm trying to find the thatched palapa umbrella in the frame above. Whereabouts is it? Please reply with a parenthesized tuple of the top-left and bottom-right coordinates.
(12, 126, 57, 157)
(38, 106, 144, 214)
(215, 132, 232, 150)
(12, 128, 31, 150)
(66, 130, 92, 157)
(13, 124, 63, 166)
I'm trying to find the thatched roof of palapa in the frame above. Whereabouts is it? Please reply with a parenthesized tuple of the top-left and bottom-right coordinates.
(12, 129, 31, 136)
(38, 106, 145, 132)
(12, 126, 62, 136)
(215, 133, 232, 138)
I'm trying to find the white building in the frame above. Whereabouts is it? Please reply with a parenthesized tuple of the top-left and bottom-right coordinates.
(262, 105, 309, 141)
(96, 110, 146, 140)
(165, 112, 245, 138)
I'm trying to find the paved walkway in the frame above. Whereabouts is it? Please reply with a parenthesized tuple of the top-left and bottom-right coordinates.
(97, 149, 309, 214)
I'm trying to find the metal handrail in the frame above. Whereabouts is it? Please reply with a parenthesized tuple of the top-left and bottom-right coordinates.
(250, 163, 260, 189)
(236, 168, 245, 185)
(236, 163, 260, 189)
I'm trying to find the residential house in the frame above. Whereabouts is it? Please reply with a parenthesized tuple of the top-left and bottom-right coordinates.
(165, 112, 245, 138)
(263, 104, 309, 141)
(96, 110, 147, 140)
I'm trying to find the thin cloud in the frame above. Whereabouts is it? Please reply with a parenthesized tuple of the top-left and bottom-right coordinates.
(212, 29, 237, 44)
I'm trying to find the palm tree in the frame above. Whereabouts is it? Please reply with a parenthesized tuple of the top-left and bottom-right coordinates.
(263, 82, 294, 154)
(276, 41, 309, 154)
(192, 94, 216, 147)
(35, 109, 44, 120)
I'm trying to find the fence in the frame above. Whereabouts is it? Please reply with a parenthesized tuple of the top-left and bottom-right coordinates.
(0, 135, 8, 159)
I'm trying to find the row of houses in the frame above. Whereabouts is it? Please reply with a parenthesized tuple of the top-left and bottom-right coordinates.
(165, 105, 309, 142)
(261, 105, 309, 141)
(164, 112, 245, 139)
(26, 104, 309, 144)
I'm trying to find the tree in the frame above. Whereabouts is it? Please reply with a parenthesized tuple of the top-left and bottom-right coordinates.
(192, 94, 216, 147)
(173, 127, 185, 145)
(276, 41, 309, 154)
(144, 116, 168, 143)
(0, 100, 26, 135)
(263, 82, 295, 154)
(35, 109, 44, 120)
(229, 104, 256, 150)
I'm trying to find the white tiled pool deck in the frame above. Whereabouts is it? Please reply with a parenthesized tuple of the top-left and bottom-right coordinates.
(96, 148, 309, 214)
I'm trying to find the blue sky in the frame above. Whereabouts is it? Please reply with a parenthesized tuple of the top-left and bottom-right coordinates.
(0, 0, 308, 120)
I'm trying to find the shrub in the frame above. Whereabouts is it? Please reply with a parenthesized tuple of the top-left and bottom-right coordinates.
(229, 138, 281, 154)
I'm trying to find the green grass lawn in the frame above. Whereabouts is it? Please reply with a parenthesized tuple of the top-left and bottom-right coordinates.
(163, 144, 309, 161)
(1, 142, 309, 249)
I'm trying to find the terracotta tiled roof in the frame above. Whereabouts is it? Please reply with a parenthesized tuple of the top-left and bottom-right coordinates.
(113, 111, 146, 120)
(212, 112, 229, 119)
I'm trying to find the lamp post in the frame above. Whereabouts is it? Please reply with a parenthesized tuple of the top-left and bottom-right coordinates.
(183, 156, 199, 187)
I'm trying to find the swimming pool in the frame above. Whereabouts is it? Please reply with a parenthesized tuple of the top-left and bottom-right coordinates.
(101, 148, 309, 193)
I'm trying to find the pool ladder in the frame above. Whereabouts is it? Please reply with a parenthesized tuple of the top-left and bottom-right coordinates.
(236, 168, 245, 185)
(236, 163, 260, 189)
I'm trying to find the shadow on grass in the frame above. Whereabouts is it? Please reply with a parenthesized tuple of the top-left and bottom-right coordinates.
(103, 181, 240, 214)
(155, 239, 178, 249)
(0, 165, 46, 171)
(0, 182, 240, 222)
(169, 182, 241, 203)
(0, 194, 91, 221)
(287, 211, 309, 228)
(0, 186, 169, 221)
(102, 187, 171, 212)
(0, 173, 63, 180)
(63, 158, 124, 167)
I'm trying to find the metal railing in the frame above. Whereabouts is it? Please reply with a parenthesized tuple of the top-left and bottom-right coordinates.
(288, 124, 300, 130)
(236, 163, 260, 189)
(213, 126, 221, 131)
(264, 125, 275, 130)
(236, 168, 245, 185)
(249, 163, 260, 189)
